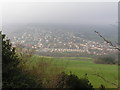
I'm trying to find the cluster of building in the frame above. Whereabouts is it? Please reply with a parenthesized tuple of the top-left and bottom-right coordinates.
(11, 27, 117, 56)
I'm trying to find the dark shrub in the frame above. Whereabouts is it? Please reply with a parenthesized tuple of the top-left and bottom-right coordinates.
(99, 84, 105, 90)
(94, 56, 116, 64)
(48, 72, 94, 89)
(1, 32, 41, 88)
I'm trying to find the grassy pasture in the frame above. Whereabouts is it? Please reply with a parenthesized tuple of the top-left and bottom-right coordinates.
(25, 56, 118, 88)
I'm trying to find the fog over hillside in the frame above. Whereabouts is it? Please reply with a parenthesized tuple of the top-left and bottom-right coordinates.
(2, 2, 118, 56)
(2, 23, 117, 57)
(2, 23, 118, 42)
(2, 2, 117, 41)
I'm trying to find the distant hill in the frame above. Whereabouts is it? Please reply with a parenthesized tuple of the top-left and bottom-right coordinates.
(2, 23, 117, 43)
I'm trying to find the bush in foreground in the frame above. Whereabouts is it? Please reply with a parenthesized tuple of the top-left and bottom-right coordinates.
(47, 72, 94, 89)
(1, 32, 41, 88)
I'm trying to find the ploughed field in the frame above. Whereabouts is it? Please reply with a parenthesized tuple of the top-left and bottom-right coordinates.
(25, 56, 118, 88)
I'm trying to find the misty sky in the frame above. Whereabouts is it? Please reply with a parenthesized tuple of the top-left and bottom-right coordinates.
(2, 2, 118, 25)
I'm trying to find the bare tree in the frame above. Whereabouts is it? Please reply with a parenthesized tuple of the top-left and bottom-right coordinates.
(94, 31, 120, 51)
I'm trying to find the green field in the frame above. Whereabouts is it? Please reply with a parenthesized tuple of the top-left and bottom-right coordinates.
(26, 55, 118, 88)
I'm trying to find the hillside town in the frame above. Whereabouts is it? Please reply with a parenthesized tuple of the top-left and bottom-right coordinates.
(10, 27, 117, 56)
